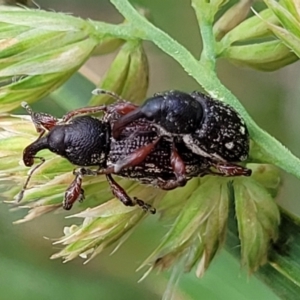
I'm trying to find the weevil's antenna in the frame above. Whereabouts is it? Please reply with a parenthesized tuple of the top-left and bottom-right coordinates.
(17, 135, 50, 202)
(21, 101, 33, 115)
(92, 89, 128, 103)
(16, 156, 45, 203)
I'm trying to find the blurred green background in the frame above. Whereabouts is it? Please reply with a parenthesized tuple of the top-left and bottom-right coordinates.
(1, 0, 300, 299)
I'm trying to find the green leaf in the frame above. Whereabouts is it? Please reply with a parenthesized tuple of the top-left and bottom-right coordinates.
(223, 40, 298, 71)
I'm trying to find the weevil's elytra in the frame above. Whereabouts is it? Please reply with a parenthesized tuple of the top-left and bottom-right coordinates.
(189, 91, 249, 162)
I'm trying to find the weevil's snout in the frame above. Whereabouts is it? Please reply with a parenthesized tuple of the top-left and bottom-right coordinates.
(23, 137, 49, 167)
(23, 146, 34, 166)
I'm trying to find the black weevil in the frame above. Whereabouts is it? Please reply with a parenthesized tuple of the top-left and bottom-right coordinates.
(18, 100, 213, 213)
(96, 89, 251, 185)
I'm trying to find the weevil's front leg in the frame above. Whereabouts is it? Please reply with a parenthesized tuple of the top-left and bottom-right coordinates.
(63, 168, 87, 210)
(63, 167, 108, 210)
(106, 174, 156, 214)
(112, 107, 143, 139)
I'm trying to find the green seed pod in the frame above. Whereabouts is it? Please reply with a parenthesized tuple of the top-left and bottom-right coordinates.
(222, 40, 298, 71)
(218, 1, 300, 71)
(261, 0, 300, 58)
(0, 6, 100, 112)
(218, 8, 279, 47)
(214, 0, 254, 41)
(89, 41, 149, 105)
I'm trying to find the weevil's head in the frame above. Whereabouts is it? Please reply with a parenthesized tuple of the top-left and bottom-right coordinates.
(23, 116, 111, 167)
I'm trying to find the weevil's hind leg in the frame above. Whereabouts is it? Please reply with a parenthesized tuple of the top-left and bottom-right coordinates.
(208, 163, 252, 177)
(106, 174, 156, 214)
(156, 178, 186, 191)
(156, 144, 188, 190)
(170, 143, 187, 186)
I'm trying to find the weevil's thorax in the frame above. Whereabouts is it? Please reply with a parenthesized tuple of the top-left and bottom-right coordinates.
(190, 91, 249, 162)
(141, 90, 203, 134)
(47, 116, 110, 166)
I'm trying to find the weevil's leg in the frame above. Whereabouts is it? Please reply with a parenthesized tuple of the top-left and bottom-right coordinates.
(61, 105, 108, 123)
(61, 102, 138, 124)
(91, 89, 138, 114)
(170, 143, 187, 186)
(63, 168, 87, 210)
(108, 101, 138, 116)
(156, 178, 186, 191)
(113, 137, 161, 173)
(106, 174, 156, 214)
(151, 144, 188, 190)
(63, 88, 139, 123)
(112, 107, 144, 139)
(155, 143, 187, 190)
(63, 167, 109, 210)
(22, 102, 59, 134)
(209, 163, 252, 177)
(93, 88, 140, 116)
(151, 145, 186, 191)
(92, 88, 128, 102)
(16, 156, 45, 203)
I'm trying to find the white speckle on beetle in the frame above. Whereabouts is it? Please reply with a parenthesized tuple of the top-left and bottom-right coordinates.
(225, 142, 234, 149)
